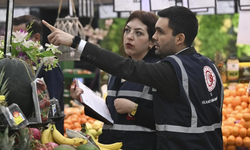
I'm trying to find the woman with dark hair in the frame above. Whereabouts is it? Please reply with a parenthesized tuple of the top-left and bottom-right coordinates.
(71, 11, 160, 150)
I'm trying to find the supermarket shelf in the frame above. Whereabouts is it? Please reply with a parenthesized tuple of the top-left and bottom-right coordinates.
(63, 72, 95, 78)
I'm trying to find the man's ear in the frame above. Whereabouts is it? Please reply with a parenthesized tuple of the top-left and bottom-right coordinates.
(176, 33, 185, 45)
(31, 33, 41, 42)
(149, 40, 154, 49)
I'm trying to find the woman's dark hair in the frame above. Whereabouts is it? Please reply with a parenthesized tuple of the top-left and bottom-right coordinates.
(13, 15, 43, 38)
(120, 11, 158, 57)
(157, 6, 198, 47)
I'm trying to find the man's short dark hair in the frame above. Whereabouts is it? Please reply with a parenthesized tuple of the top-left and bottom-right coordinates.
(158, 6, 198, 47)
(13, 15, 43, 38)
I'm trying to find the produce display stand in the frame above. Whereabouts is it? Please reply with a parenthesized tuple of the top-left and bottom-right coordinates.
(0, 0, 63, 132)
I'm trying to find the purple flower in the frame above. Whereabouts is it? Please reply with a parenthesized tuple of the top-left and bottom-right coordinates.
(17, 51, 28, 60)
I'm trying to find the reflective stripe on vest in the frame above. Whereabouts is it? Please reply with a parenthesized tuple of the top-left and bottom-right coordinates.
(107, 86, 153, 101)
(103, 124, 156, 132)
(156, 122, 221, 133)
(155, 55, 223, 133)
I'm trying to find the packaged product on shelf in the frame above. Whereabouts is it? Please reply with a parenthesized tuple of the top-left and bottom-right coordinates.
(0, 103, 29, 129)
(227, 55, 239, 82)
(48, 98, 63, 118)
(31, 77, 50, 123)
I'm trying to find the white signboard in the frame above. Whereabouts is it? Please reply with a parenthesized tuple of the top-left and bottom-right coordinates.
(216, 0, 235, 14)
(141, 0, 150, 11)
(188, 0, 216, 9)
(196, 8, 215, 15)
(114, 0, 140, 12)
(240, 0, 250, 6)
(150, 0, 176, 11)
(237, 11, 250, 45)
(99, 5, 117, 19)
(0, 7, 30, 22)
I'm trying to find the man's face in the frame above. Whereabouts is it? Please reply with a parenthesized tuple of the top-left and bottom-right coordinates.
(13, 23, 39, 42)
(13, 23, 27, 33)
(152, 18, 177, 58)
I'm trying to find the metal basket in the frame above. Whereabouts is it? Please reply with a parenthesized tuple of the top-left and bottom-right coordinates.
(54, 0, 85, 61)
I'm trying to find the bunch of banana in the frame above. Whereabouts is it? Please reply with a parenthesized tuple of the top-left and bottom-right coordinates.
(51, 124, 88, 147)
(84, 125, 123, 150)
(91, 135, 122, 150)
(41, 124, 55, 144)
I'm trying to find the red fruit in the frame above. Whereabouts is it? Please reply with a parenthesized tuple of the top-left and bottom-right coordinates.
(41, 114, 48, 122)
(45, 142, 58, 150)
(29, 128, 41, 140)
(45, 101, 50, 107)
(39, 100, 46, 109)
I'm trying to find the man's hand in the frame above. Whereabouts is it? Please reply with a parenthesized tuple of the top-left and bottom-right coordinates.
(70, 83, 83, 102)
(42, 20, 74, 46)
(114, 98, 137, 114)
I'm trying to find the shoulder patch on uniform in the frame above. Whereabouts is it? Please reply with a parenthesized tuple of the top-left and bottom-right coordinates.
(203, 66, 216, 92)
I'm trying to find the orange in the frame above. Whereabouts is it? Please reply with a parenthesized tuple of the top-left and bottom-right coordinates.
(243, 113, 250, 121)
(239, 127, 247, 138)
(80, 117, 87, 124)
(241, 95, 249, 103)
(224, 89, 230, 98)
(231, 96, 241, 108)
(240, 119, 245, 126)
(222, 109, 227, 117)
(237, 87, 246, 96)
(224, 97, 232, 105)
(230, 126, 239, 137)
(64, 119, 71, 124)
(71, 117, 79, 123)
(234, 105, 243, 112)
(223, 136, 227, 146)
(241, 102, 248, 109)
(229, 90, 237, 97)
(64, 123, 71, 131)
(227, 117, 236, 126)
(235, 123, 243, 129)
(226, 145, 236, 150)
(247, 128, 250, 136)
(226, 107, 233, 114)
(243, 121, 250, 129)
(72, 122, 81, 129)
(235, 136, 243, 146)
(235, 113, 243, 120)
(236, 83, 245, 91)
(227, 135, 235, 145)
(222, 127, 231, 137)
(241, 108, 250, 113)
(243, 137, 250, 147)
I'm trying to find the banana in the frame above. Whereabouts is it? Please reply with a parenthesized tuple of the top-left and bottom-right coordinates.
(86, 129, 122, 150)
(92, 136, 122, 150)
(41, 124, 53, 144)
(51, 124, 87, 146)
(48, 126, 55, 143)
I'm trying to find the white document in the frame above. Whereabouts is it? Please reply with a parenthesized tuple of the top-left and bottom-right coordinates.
(237, 11, 250, 45)
(74, 79, 113, 124)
